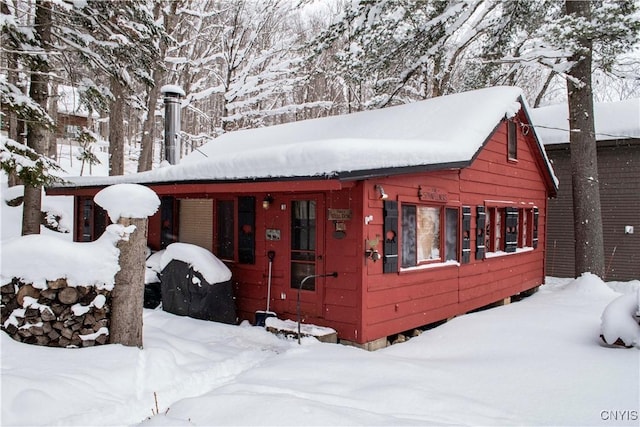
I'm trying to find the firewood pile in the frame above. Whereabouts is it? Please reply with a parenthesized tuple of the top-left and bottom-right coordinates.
(1, 278, 111, 348)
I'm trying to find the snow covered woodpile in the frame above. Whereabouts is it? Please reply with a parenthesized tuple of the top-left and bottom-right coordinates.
(1, 225, 125, 348)
(1, 278, 110, 347)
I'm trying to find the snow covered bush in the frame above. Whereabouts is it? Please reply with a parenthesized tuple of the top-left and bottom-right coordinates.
(600, 292, 640, 348)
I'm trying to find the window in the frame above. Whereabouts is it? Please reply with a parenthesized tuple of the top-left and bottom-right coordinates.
(481, 205, 538, 255)
(518, 208, 536, 248)
(445, 208, 458, 262)
(291, 200, 316, 289)
(520, 208, 529, 248)
(76, 197, 107, 242)
(65, 124, 80, 138)
(485, 207, 504, 253)
(177, 196, 255, 264)
(507, 120, 517, 160)
(401, 204, 458, 268)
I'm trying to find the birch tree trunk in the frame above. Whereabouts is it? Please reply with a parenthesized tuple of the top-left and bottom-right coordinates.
(109, 217, 148, 347)
(565, 0, 605, 278)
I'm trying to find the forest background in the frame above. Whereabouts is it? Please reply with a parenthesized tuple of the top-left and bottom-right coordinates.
(2, 0, 638, 173)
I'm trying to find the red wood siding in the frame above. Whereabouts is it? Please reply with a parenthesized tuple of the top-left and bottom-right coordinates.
(359, 117, 550, 344)
(230, 186, 365, 343)
(54, 115, 554, 346)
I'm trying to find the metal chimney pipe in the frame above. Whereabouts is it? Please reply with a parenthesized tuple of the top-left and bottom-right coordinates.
(160, 85, 185, 165)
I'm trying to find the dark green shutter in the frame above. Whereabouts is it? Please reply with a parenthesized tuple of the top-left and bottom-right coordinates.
(532, 207, 539, 249)
(505, 207, 519, 253)
(462, 206, 471, 263)
(383, 200, 399, 273)
(238, 196, 255, 264)
(476, 206, 486, 260)
(160, 196, 176, 248)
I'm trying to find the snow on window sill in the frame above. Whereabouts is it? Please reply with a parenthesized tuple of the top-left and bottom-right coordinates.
(485, 246, 534, 258)
(400, 259, 460, 273)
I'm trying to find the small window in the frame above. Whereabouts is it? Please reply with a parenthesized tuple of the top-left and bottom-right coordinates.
(402, 205, 441, 267)
(66, 124, 80, 138)
(485, 207, 505, 253)
(76, 197, 107, 242)
(445, 208, 459, 262)
(519, 208, 533, 248)
(507, 121, 517, 160)
(483, 206, 536, 255)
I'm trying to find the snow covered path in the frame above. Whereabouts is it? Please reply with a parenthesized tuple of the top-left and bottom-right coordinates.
(2, 276, 638, 426)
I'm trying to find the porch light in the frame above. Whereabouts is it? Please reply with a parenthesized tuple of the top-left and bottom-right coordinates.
(262, 194, 274, 210)
(375, 185, 388, 200)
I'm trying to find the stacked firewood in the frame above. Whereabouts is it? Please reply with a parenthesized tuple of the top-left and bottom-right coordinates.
(1, 278, 111, 348)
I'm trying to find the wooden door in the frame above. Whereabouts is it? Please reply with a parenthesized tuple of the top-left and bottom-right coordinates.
(287, 195, 325, 318)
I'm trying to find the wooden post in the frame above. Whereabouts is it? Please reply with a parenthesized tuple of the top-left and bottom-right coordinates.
(109, 216, 148, 347)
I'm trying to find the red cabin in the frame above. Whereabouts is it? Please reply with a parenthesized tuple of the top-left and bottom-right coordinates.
(47, 86, 557, 350)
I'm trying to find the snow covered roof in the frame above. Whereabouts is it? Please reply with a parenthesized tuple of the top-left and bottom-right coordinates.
(531, 98, 640, 145)
(52, 86, 551, 188)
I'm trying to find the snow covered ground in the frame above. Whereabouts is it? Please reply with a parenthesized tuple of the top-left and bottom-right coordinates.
(1, 139, 639, 426)
(1, 275, 638, 426)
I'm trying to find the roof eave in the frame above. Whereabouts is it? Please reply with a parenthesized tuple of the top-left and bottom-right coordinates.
(336, 161, 468, 181)
(46, 162, 469, 196)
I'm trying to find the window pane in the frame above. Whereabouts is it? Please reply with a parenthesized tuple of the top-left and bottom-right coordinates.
(417, 207, 440, 262)
(81, 199, 93, 242)
(291, 262, 315, 290)
(445, 208, 458, 261)
(291, 200, 316, 289)
(508, 121, 517, 159)
(401, 205, 417, 267)
(292, 200, 315, 251)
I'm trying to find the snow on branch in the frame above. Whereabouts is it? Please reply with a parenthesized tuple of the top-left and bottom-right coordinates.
(0, 135, 63, 187)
